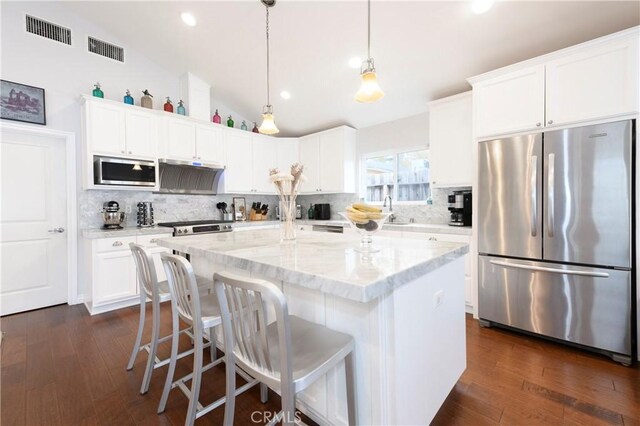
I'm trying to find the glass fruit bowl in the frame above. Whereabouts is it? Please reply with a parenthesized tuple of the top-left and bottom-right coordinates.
(339, 209, 393, 253)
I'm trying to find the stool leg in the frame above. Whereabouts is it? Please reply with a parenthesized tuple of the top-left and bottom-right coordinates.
(209, 327, 217, 363)
(158, 306, 180, 414)
(345, 351, 357, 426)
(222, 351, 236, 426)
(126, 295, 146, 371)
(140, 297, 161, 394)
(260, 383, 269, 403)
(281, 392, 296, 426)
(185, 325, 204, 426)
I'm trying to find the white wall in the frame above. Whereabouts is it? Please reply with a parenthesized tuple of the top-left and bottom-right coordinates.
(356, 112, 428, 156)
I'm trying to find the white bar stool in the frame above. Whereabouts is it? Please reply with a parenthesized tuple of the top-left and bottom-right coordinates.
(159, 253, 261, 426)
(213, 271, 358, 426)
(126, 243, 214, 395)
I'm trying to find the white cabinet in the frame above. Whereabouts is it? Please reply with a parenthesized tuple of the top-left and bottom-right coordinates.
(82, 233, 172, 315)
(545, 37, 639, 126)
(276, 138, 300, 174)
(299, 126, 357, 194)
(163, 118, 225, 164)
(224, 132, 278, 194)
(473, 65, 545, 138)
(471, 29, 639, 138)
(84, 99, 158, 158)
(428, 92, 473, 187)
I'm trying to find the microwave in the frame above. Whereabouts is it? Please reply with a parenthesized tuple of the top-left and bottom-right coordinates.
(93, 156, 156, 187)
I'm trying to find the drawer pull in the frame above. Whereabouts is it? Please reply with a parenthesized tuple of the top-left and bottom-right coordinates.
(428, 237, 438, 241)
(112, 241, 123, 247)
(150, 239, 158, 243)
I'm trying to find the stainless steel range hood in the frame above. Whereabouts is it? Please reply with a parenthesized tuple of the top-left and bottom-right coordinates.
(157, 159, 224, 195)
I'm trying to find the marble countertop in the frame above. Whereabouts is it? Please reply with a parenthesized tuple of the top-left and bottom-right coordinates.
(234, 219, 473, 236)
(82, 226, 173, 239)
(157, 229, 468, 303)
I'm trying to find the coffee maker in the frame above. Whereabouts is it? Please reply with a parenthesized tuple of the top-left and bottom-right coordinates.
(448, 191, 472, 227)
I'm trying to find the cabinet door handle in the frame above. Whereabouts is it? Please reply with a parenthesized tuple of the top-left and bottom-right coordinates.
(150, 238, 158, 243)
(48, 227, 65, 233)
(121, 150, 125, 154)
(128, 151, 132, 154)
(113, 241, 123, 247)
(536, 122, 541, 127)
(547, 120, 553, 125)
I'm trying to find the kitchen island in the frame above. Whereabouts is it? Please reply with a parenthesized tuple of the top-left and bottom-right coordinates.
(158, 229, 468, 425)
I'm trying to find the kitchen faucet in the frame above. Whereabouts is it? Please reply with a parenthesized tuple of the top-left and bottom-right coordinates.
(383, 195, 396, 222)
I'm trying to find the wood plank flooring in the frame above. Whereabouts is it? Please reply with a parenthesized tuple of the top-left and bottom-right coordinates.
(1, 304, 639, 425)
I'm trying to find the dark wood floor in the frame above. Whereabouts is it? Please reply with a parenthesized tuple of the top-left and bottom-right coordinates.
(1, 304, 639, 426)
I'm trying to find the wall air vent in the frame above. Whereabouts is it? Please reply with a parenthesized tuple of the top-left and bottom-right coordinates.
(25, 15, 72, 45)
(87, 36, 124, 63)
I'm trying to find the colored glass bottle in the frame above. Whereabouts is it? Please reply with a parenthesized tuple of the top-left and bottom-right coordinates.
(240, 121, 248, 131)
(212, 109, 221, 124)
(123, 89, 134, 105)
(92, 82, 104, 98)
(177, 100, 186, 115)
(308, 204, 315, 220)
(227, 116, 234, 128)
(141, 90, 153, 109)
(252, 122, 259, 133)
(163, 97, 173, 112)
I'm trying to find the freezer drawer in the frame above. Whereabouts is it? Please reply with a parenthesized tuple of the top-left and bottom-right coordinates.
(478, 255, 631, 357)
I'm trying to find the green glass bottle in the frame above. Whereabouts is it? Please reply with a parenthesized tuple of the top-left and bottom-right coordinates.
(308, 204, 315, 220)
(227, 116, 234, 128)
(92, 82, 104, 98)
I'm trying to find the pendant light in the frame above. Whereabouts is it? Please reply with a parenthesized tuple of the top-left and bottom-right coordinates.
(258, 0, 279, 135)
(354, 0, 384, 103)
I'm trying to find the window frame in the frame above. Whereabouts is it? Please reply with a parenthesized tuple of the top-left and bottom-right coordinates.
(360, 146, 430, 205)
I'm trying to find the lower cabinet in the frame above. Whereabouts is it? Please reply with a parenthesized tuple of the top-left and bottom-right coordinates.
(81, 233, 172, 315)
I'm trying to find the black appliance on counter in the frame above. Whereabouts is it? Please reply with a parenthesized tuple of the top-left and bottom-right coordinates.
(448, 191, 471, 227)
(314, 204, 331, 220)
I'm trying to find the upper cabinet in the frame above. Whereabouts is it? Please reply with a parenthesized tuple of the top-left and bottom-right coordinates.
(276, 138, 300, 174)
(428, 92, 473, 187)
(223, 131, 276, 194)
(85, 99, 157, 158)
(299, 126, 356, 194)
(161, 117, 225, 164)
(470, 28, 639, 139)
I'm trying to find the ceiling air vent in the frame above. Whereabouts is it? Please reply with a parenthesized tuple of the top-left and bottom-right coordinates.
(25, 15, 72, 45)
(88, 36, 124, 63)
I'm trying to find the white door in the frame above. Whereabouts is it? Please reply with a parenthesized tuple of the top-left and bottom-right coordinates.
(166, 118, 196, 161)
(473, 64, 545, 138)
(0, 128, 68, 315)
(87, 101, 126, 155)
(318, 129, 344, 193)
(195, 125, 225, 164)
(125, 109, 158, 158)
(251, 135, 277, 194)
(299, 135, 320, 193)
(225, 132, 253, 193)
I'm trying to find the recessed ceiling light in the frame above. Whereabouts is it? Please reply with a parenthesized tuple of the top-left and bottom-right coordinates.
(280, 91, 291, 100)
(471, 0, 493, 14)
(348, 57, 362, 69)
(181, 12, 197, 27)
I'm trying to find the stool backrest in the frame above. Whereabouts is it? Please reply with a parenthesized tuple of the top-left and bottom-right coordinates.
(213, 272, 293, 386)
(160, 253, 201, 327)
(129, 243, 158, 301)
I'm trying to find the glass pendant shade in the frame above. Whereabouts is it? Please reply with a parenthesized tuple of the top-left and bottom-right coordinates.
(355, 69, 384, 103)
(259, 109, 279, 135)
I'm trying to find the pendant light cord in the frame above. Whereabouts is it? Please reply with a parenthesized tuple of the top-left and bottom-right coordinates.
(367, 0, 371, 59)
(266, 6, 271, 107)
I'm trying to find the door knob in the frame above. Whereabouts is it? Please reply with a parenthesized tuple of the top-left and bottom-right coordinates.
(48, 227, 65, 233)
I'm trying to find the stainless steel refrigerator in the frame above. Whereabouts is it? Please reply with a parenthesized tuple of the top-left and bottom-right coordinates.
(478, 120, 635, 365)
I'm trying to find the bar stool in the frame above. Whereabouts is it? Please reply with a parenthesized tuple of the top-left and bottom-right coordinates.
(126, 243, 215, 395)
(213, 271, 358, 426)
(159, 253, 261, 426)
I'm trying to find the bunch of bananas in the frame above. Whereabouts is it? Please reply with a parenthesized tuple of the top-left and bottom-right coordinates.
(346, 203, 384, 231)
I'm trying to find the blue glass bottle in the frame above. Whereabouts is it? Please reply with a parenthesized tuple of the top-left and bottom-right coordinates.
(177, 100, 186, 116)
(92, 82, 104, 98)
(241, 121, 248, 131)
(123, 89, 134, 105)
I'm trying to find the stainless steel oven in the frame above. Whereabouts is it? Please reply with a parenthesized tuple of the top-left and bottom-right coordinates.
(93, 156, 156, 187)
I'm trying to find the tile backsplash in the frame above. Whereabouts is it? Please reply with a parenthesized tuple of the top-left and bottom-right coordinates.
(298, 187, 466, 224)
(79, 190, 279, 229)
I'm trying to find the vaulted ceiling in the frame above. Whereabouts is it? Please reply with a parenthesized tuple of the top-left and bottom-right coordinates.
(63, 1, 639, 136)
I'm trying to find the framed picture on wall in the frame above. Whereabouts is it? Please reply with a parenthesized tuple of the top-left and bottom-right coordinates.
(0, 80, 46, 125)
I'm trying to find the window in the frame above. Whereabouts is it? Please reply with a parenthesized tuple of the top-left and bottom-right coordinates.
(364, 149, 430, 203)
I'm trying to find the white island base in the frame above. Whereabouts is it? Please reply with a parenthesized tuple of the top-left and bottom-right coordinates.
(191, 255, 466, 425)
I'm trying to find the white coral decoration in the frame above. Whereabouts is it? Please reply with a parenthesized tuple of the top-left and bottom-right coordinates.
(272, 163, 305, 241)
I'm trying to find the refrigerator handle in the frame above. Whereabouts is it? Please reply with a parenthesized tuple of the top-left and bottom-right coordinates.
(489, 260, 610, 278)
(530, 155, 538, 237)
(547, 153, 555, 238)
